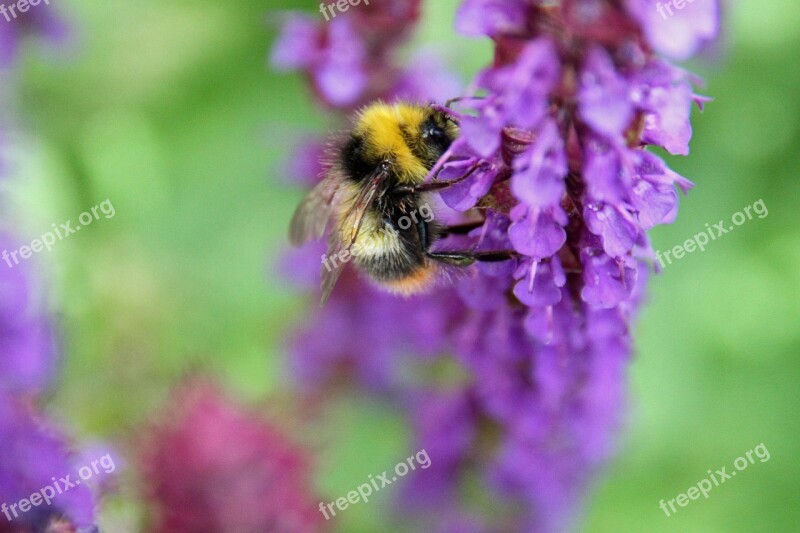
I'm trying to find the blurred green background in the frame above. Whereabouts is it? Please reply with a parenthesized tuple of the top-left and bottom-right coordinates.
(3, 0, 798, 531)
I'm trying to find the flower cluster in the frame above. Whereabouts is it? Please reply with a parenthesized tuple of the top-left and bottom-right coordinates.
(441, 0, 713, 334)
(0, 391, 96, 533)
(273, 0, 719, 531)
(138, 380, 322, 533)
(271, 0, 426, 108)
(0, 243, 98, 532)
(0, 239, 57, 394)
(0, 14, 97, 533)
(272, 0, 465, 110)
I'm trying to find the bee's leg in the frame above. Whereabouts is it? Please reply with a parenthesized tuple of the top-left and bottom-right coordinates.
(420, 215, 515, 265)
(416, 217, 432, 256)
(427, 249, 517, 266)
(438, 221, 486, 236)
(390, 162, 482, 196)
(415, 214, 483, 246)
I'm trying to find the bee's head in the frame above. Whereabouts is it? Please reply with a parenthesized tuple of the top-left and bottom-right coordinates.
(347, 102, 460, 183)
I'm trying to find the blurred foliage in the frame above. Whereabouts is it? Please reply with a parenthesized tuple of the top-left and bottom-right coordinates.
(2, 0, 797, 531)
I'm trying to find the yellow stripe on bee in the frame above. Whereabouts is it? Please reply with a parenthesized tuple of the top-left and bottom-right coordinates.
(349, 211, 404, 259)
(335, 182, 403, 259)
(354, 102, 429, 184)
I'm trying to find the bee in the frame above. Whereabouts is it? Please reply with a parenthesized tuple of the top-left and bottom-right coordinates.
(289, 101, 514, 304)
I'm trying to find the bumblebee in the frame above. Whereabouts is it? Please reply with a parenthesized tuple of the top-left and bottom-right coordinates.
(289, 101, 513, 304)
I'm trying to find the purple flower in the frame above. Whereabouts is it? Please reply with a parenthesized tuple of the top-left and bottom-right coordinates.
(455, 0, 528, 38)
(579, 46, 635, 138)
(272, 0, 719, 530)
(289, 271, 459, 391)
(269, 14, 320, 71)
(510, 118, 566, 209)
(465, 38, 561, 153)
(633, 60, 701, 155)
(389, 50, 464, 104)
(0, 245, 97, 531)
(0, 392, 96, 532)
(270, 0, 423, 109)
(625, 0, 719, 60)
(0, 3, 70, 67)
(400, 390, 476, 508)
(0, 235, 57, 394)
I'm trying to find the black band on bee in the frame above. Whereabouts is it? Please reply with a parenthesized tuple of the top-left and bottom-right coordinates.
(341, 135, 374, 182)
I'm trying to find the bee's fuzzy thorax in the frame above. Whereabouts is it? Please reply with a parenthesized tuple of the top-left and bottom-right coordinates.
(352, 102, 431, 184)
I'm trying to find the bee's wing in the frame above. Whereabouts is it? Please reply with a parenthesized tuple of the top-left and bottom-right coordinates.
(319, 239, 347, 305)
(320, 166, 390, 305)
(289, 171, 345, 246)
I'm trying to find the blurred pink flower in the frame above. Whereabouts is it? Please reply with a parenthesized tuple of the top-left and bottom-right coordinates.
(139, 380, 322, 533)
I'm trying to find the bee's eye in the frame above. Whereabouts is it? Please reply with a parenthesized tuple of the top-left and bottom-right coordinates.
(420, 118, 453, 155)
(423, 125, 445, 140)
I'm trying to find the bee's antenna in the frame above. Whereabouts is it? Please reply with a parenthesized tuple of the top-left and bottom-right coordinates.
(433, 96, 487, 125)
(431, 103, 465, 125)
(444, 95, 486, 109)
